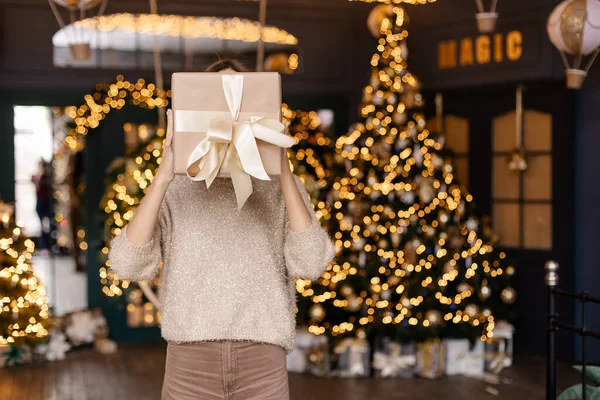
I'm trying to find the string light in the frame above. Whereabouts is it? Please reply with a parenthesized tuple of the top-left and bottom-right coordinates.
(74, 13, 298, 45)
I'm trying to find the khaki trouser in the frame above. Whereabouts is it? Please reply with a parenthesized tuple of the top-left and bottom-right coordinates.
(161, 340, 290, 400)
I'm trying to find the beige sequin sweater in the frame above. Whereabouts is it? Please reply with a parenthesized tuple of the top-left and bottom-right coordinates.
(108, 174, 335, 354)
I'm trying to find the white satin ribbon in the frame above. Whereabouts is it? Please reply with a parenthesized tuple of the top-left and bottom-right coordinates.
(182, 74, 295, 210)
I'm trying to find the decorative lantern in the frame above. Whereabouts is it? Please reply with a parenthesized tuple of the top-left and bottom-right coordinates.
(47, 0, 107, 61)
(475, 0, 498, 33)
(547, 0, 600, 89)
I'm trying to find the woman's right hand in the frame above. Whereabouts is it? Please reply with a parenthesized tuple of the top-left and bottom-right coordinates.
(155, 109, 175, 186)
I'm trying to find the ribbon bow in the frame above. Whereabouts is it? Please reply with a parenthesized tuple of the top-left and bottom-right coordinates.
(184, 74, 295, 210)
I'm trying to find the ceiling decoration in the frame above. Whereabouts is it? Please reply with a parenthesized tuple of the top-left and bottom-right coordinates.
(52, 13, 299, 71)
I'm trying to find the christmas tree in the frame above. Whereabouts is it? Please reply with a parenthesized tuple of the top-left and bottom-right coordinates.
(297, 6, 516, 345)
(0, 201, 52, 354)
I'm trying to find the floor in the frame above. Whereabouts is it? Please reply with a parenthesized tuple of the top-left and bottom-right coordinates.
(0, 342, 580, 400)
(32, 254, 87, 316)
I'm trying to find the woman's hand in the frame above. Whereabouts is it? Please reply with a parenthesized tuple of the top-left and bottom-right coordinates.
(278, 148, 293, 179)
(155, 109, 175, 187)
(278, 148, 313, 231)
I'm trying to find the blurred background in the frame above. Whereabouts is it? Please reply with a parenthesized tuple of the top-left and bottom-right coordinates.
(0, 0, 599, 399)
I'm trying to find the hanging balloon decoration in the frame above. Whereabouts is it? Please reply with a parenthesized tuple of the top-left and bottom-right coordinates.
(475, 0, 499, 33)
(47, 0, 108, 61)
(547, 0, 600, 89)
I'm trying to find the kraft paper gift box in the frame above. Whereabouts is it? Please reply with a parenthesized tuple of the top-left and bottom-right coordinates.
(171, 72, 295, 209)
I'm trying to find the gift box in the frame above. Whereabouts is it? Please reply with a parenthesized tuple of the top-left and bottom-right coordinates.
(307, 334, 331, 377)
(286, 327, 315, 373)
(444, 338, 484, 376)
(372, 338, 416, 378)
(332, 336, 371, 378)
(484, 321, 514, 374)
(172, 72, 296, 209)
(416, 338, 446, 379)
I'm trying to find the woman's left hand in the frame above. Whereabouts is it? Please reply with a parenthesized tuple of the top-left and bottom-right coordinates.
(278, 148, 293, 180)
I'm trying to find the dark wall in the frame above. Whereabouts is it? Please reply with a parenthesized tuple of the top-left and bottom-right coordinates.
(574, 70, 600, 357)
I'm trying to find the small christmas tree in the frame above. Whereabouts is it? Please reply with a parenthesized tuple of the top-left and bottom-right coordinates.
(297, 6, 516, 345)
(0, 200, 52, 364)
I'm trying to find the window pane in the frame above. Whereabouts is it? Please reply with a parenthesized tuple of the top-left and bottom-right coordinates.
(493, 111, 517, 153)
(524, 110, 552, 152)
(493, 202, 520, 247)
(493, 156, 520, 200)
(445, 115, 469, 155)
(15, 182, 41, 237)
(454, 157, 469, 188)
(524, 155, 552, 201)
(523, 204, 552, 250)
(14, 106, 53, 181)
(13, 106, 54, 238)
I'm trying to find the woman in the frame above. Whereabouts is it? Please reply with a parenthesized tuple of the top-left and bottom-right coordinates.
(32, 159, 53, 253)
(108, 59, 335, 400)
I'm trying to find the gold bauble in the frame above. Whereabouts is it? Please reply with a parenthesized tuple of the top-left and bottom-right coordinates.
(480, 284, 492, 300)
(443, 261, 458, 274)
(425, 309, 442, 326)
(356, 328, 367, 339)
(345, 295, 361, 312)
(341, 284, 354, 297)
(387, 275, 401, 286)
(309, 304, 326, 321)
(501, 287, 517, 304)
(457, 283, 473, 294)
(464, 304, 479, 318)
(264, 53, 294, 74)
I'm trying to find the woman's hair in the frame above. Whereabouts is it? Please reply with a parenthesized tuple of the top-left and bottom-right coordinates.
(204, 59, 248, 73)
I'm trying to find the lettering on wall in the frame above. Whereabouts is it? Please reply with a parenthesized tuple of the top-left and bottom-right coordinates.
(438, 30, 523, 69)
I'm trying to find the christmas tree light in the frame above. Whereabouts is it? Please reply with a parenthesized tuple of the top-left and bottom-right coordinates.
(0, 201, 52, 349)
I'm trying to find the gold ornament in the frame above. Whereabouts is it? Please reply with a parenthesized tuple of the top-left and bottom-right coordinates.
(387, 275, 401, 286)
(480, 282, 492, 300)
(464, 303, 479, 318)
(309, 304, 326, 321)
(443, 261, 458, 274)
(501, 287, 516, 304)
(425, 309, 443, 326)
(457, 283, 473, 294)
(507, 147, 528, 174)
(345, 295, 362, 312)
(356, 328, 367, 339)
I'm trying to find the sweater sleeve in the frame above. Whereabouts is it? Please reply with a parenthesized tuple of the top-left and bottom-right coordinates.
(108, 199, 171, 282)
(284, 175, 336, 281)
